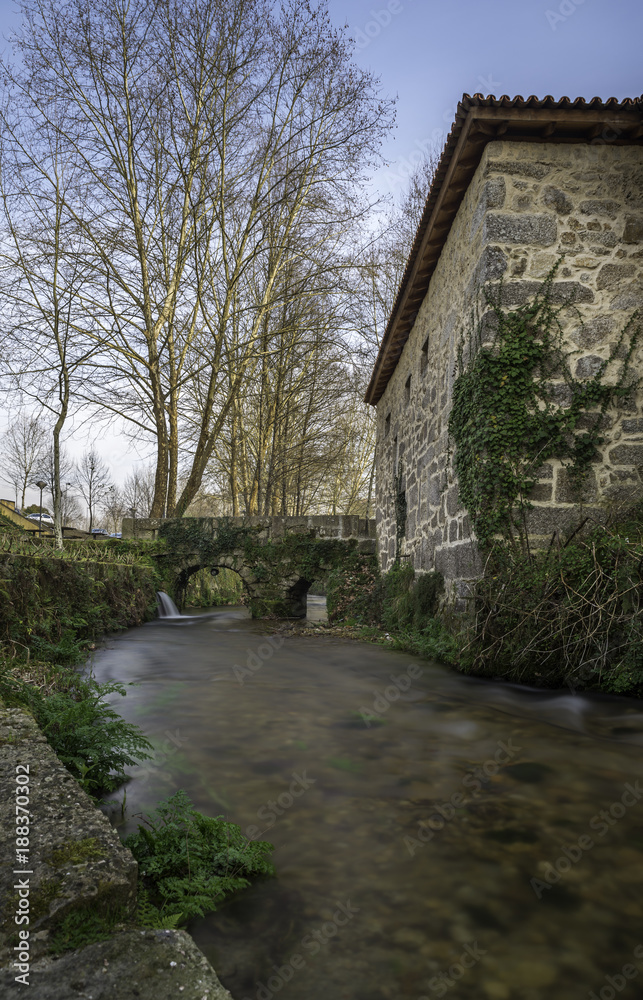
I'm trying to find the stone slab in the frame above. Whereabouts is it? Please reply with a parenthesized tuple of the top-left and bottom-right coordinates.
(0, 708, 137, 966)
(0, 928, 233, 999)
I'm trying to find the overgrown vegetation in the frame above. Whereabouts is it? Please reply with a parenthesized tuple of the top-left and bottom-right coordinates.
(449, 262, 641, 548)
(0, 549, 159, 661)
(464, 510, 643, 694)
(0, 542, 161, 793)
(0, 659, 152, 794)
(443, 268, 643, 692)
(125, 790, 275, 926)
(161, 516, 376, 614)
(326, 550, 382, 624)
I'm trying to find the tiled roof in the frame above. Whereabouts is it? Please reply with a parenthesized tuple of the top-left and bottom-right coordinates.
(364, 93, 643, 406)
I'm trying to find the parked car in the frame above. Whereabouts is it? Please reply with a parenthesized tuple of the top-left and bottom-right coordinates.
(27, 513, 54, 525)
(90, 528, 110, 537)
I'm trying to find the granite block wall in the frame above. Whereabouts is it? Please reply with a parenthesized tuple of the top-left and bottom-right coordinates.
(375, 141, 643, 605)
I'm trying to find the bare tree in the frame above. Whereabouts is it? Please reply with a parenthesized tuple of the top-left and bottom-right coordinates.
(59, 485, 83, 527)
(1, 0, 394, 518)
(100, 486, 127, 534)
(122, 465, 156, 520)
(42, 446, 81, 525)
(74, 449, 113, 532)
(0, 414, 49, 510)
(354, 152, 440, 366)
(0, 118, 96, 547)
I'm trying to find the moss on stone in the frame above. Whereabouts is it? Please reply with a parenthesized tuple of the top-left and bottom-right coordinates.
(46, 837, 106, 868)
(3, 877, 64, 937)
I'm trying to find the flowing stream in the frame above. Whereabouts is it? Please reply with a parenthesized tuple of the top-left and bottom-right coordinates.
(92, 600, 643, 1000)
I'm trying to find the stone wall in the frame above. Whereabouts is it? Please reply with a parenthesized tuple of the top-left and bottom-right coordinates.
(375, 140, 643, 603)
(123, 514, 376, 542)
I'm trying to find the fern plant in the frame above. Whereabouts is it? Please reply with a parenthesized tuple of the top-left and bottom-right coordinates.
(125, 790, 275, 924)
(0, 662, 153, 795)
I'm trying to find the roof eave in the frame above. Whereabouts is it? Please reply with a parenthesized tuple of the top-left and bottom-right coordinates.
(364, 94, 643, 407)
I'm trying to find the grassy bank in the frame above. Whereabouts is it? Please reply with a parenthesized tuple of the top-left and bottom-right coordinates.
(0, 540, 163, 793)
(0, 539, 161, 663)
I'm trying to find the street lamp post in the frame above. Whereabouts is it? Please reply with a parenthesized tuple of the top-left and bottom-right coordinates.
(35, 480, 47, 538)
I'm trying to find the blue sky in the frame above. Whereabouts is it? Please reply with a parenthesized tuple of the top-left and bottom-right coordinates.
(1, 0, 639, 196)
(326, 0, 642, 196)
(0, 0, 640, 498)
(1, 0, 639, 195)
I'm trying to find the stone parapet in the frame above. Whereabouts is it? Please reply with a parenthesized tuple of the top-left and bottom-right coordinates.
(122, 514, 376, 541)
(0, 708, 137, 967)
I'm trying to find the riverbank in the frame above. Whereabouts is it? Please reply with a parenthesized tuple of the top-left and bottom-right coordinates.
(324, 509, 643, 698)
(0, 704, 235, 998)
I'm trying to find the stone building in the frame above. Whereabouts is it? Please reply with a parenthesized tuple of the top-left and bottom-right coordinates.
(365, 94, 643, 602)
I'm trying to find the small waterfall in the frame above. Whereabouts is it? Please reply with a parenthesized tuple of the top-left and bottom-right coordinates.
(156, 591, 182, 618)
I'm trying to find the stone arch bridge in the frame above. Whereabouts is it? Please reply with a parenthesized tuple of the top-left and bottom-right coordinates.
(122, 515, 376, 617)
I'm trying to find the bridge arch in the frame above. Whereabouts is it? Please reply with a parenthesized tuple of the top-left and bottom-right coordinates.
(128, 515, 376, 618)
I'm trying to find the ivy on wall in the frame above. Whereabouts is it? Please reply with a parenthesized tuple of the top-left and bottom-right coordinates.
(448, 262, 641, 548)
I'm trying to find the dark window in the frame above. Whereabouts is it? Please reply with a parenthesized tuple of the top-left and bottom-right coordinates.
(405, 374, 411, 404)
(420, 337, 428, 375)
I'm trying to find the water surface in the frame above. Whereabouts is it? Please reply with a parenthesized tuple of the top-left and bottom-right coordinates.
(92, 601, 643, 1000)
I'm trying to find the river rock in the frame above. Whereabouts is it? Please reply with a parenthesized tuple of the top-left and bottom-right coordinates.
(0, 928, 234, 999)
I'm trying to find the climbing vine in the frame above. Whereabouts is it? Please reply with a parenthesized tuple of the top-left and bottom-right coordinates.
(448, 261, 641, 548)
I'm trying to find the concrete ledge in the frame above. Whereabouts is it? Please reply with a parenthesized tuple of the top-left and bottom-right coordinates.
(0, 708, 137, 966)
(0, 928, 233, 999)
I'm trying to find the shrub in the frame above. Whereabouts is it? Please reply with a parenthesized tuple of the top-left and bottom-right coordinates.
(464, 513, 643, 693)
(327, 553, 382, 624)
(0, 662, 152, 795)
(381, 565, 444, 632)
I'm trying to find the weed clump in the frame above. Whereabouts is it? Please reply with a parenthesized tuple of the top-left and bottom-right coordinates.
(0, 662, 152, 795)
(125, 790, 275, 926)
